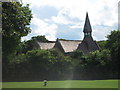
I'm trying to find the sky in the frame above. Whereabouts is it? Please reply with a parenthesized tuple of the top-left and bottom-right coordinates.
(22, 0, 119, 41)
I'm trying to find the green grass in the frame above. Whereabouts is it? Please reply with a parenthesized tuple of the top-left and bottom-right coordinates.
(2, 80, 119, 88)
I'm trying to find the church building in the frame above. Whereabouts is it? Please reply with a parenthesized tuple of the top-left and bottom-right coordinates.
(37, 13, 100, 55)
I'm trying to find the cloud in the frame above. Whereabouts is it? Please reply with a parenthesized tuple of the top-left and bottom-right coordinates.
(51, 8, 73, 24)
(22, 15, 58, 41)
(92, 25, 115, 40)
(69, 25, 81, 29)
(22, 0, 119, 41)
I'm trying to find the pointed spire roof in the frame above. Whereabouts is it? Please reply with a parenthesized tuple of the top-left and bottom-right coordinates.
(56, 38, 59, 41)
(83, 12, 92, 33)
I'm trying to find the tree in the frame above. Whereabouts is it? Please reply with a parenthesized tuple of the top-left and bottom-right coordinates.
(70, 50, 85, 66)
(86, 50, 111, 67)
(70, 50, 86, 77)
(48, 49, 72, 76)
(80, 49, 112, 79)
(2, 2, 32, 62)
(106, 30, 120, 73)
(97, 40, 107, 50)
(106, 31, 120, 59)
(31, 35, 48, 42)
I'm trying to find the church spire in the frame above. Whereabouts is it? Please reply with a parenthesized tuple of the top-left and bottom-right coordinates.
(83, 12, 92, 36)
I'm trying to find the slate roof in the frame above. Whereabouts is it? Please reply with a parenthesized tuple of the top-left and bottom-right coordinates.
(83, 12, 92, 33)
(77, 36, 100, 54)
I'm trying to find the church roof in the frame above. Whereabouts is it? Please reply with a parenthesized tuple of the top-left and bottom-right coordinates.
(37, 42, 55, 50)
(77, 36, 100, 54)
(37, 40, 82, 53)
(59, 40, 81, 53)
(83, 12, 92, 33)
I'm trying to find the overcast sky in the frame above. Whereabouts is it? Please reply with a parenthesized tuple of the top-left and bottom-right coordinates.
(22, 0, 119, 41)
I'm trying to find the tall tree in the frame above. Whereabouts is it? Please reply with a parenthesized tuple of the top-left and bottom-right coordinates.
(2, 2, 32, 62)
(106, 30, 120, 72)
(31, 35, 48, 42)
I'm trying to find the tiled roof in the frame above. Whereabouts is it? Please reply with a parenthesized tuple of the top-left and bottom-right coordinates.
(83, 12, 92, 33)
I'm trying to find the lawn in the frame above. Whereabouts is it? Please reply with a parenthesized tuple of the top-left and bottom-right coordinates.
(2, 80, 119, 88)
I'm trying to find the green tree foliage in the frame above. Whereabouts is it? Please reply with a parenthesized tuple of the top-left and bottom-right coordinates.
(49, 49, 72, 76)
(2, 2, 32, 62)
(31, 35, 48, 42)
(70, 50, 83, 59)
(70, 50, 85, 67)
(3, 49, 73, 81)
(69, 50, 87, 77)
(77, 49, 112, 79)
(86, 50, 111, 68)
(106, 30, 120, 59)
(106, 30, 120, 72)
(26, 49, 53, 73)
(97, 40, 107, 50)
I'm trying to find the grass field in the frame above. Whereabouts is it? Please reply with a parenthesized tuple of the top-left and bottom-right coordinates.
(2, 80, 119, 88)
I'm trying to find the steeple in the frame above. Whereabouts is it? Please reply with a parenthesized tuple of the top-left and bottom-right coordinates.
(77, 12, 100, 55)
(83, 12, 92, 36)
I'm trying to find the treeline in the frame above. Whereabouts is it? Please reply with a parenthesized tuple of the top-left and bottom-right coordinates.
(3, 31, 120, 81)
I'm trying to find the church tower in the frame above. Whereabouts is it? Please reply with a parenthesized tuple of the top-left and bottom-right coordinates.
(77, 13, 100, 54)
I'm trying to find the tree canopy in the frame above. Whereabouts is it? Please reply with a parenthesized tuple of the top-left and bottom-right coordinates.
(2, 2, 32, 61)
(106, 30, 120, 71)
